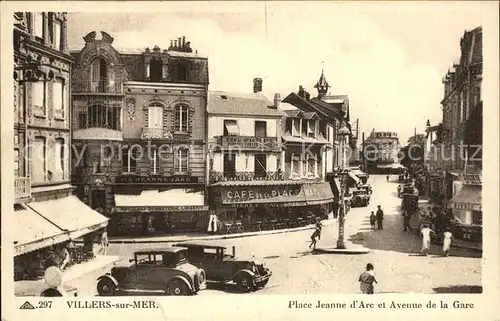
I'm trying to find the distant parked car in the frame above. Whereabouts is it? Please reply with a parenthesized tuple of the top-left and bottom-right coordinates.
(173, 241, 272, 292)
(96, 247, 206, 296)
(358, 184, 372, 195)
(350, 189, 370, 207)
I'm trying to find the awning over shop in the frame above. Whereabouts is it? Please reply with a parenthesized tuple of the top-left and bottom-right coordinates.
(218, 183, 307, 208)
(330, 178, 341, 197)
(378, 163, 406, 170)
(303, 182, 335, 205)
(27, 196, 109, 240)
(347, 171, 361, 186)
(13, 204, 70, 256)
(114, 189, 208, 213)
(448, 185, 482, 211)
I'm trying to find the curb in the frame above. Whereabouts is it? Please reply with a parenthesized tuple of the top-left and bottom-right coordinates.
(109, 224, 320, 244)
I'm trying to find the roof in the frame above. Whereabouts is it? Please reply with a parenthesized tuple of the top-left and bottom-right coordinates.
(208, 91, 285, 117)
(134, 247, 186, 254)
(173, 240, 230, 249)
(69, 46, 208, 59)
(282, 92, 345, 122)
(310, 97, 344, 119)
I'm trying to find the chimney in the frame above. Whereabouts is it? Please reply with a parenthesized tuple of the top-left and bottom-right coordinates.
(182, 36, 186, 47)
(273, 93, 281, 109)
(173, 40, 178, 48)
(178, 37, 182, 48)
(253, 78, 263, 93)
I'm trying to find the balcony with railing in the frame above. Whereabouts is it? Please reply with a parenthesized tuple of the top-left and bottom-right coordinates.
(209, 171, 285, 184)
(15, 176, 31, 201)
(214, 136, 281, 152)
(72, 77, 123, 95)
(141, 127, 173, 140)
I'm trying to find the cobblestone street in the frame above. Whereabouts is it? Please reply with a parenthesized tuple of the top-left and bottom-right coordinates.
(59, 175, 482, 296)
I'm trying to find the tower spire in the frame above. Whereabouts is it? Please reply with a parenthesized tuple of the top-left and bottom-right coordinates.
(314, 69, 330, 98)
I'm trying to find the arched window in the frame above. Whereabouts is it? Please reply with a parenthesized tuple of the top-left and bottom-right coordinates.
(147, 102, 164, 129)
(175, 104, 189, 132)
(90, 57, 108, 92)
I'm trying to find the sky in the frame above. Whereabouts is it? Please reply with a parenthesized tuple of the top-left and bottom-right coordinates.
(66, 2, 486, 144)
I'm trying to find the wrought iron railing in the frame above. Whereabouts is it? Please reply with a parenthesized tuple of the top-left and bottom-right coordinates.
(72, 77, 123, 94)
(141, 127, 166, 140)
(15, 176, 31, 200)
(210, 171, 285, 184)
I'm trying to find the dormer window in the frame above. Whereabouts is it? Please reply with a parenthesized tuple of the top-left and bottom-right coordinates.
(90, 57, 108, 93)
(177, 63, 187, 81)
(150, 59, 163, 82)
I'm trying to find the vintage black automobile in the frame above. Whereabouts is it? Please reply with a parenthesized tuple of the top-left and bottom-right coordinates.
(350, 189, 370, 207)
(358, 183, 373, 195)
(173, 241, 272, 292)
(96, 247, 206, 296)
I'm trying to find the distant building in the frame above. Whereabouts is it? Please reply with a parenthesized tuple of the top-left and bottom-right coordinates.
(70, 32, 209, 236)
(363, 130, 402, 173)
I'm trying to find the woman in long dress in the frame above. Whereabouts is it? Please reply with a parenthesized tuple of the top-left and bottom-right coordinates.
(442, 228, 453, 256)
(420, 225, 434, 256)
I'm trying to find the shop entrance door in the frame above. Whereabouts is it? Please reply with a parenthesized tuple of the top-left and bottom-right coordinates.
(91, 190, 106, 214)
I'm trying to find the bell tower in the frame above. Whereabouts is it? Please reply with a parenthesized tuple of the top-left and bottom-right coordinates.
(314, 69, 330, 99)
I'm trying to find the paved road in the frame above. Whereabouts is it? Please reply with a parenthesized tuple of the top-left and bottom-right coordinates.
(65, 175, 482, 295)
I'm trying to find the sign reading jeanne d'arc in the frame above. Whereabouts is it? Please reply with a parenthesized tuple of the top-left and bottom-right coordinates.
(115, 175, 199, 184)
(452, 202, 481, 211)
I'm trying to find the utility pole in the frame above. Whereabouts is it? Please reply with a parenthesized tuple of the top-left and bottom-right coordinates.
(361, 132, 365, 171)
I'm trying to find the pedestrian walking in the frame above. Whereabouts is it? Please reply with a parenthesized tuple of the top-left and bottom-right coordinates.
(420, 224, 435, 256)
(100, 228, 109, 255)
(369, 211, 376, 230)
(376, 205, 384, 230)
(442, 227, 453, 256)
(358, 263, 378, 294)
(386, 175, 389, 182)
(309, 226, 321, 250)
(402, 211, 412, 232)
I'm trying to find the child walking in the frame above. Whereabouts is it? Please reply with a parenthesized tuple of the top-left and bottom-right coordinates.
(358, 263, 378, 294)
(369, 211, 376, 230)
(309, 226, 321, 250)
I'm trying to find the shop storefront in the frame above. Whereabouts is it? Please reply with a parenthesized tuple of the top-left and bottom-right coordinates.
(111, 188, 209, 235)
(13, 196, 109, 281)
(448, 184, 482, 243)
(209, 181, 334, 233)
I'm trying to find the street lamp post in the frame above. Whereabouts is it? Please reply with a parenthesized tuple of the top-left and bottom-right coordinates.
(336, 121, 350, 250)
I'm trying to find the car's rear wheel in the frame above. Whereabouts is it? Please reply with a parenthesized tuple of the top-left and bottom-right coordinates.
(237, 275, 254, 293)
(167, 280, 189, 296)
(97, 278, 116, 296)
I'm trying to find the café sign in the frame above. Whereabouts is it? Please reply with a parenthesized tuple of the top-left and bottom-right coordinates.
(115, 175, 198, 184)
(222, 185, 304, 204)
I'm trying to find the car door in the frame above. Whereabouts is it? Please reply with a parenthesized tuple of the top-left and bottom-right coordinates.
(201, 248, 223, 281)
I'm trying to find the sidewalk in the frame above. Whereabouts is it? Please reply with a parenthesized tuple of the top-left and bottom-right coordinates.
(109, 219, 337, 244)
(15, 255, 120, 297)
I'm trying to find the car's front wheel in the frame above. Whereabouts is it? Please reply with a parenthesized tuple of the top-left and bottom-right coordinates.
(167, 280, 189, 296)
(236, 275, 254, 293)
(97, 278, 116, 296)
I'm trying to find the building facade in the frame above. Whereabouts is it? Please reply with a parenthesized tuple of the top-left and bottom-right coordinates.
(363, 130, 402, 173)
(426, 26, 482, 244)
(13, 13, 108, 277)
(70, 32, 209, 236)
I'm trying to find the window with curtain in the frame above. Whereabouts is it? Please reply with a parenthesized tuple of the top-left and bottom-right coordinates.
(175, 104, 189, 132)
(53, 78, 64, 116)
(307, 120, 316, 138)
(307, 154, 316, 175)
(33, 12, 44, 39)
(292, 119, 300, 137)
(175, 148, 189, 173)
(53, 20, 61, 50)
(32, 137, 46, 183)
(148, 103, 164, 128)
(33, 82, 45, 107)
(291, 154, 300, 175)
(152, 149, 161, 174)
(54, 138, 65, 180)
(90, 57, 107, 92)
(223, 153, 236, 177)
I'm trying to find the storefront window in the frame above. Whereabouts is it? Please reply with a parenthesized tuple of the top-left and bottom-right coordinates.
(472, 210, 482, 225)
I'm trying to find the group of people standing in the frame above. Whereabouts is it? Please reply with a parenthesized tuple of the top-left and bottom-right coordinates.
(369, 205, 384, 230)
